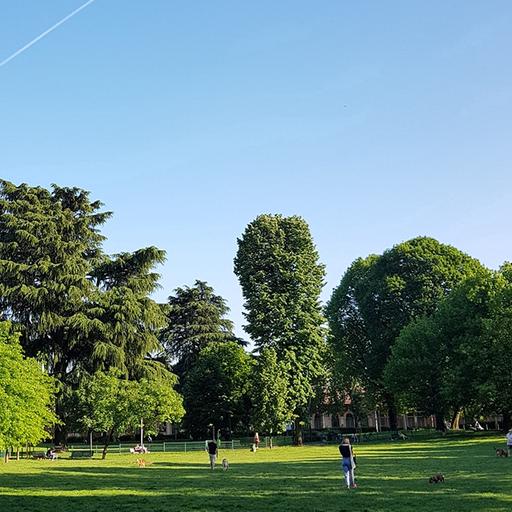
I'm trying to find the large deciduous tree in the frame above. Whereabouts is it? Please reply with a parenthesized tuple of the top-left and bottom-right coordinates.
(183, 342, 253, 438)
(0, 322, 57, 462)
(74, 368, 184, 459)
(250, 347, 292, 448)
(327, 237, 482, 430)
(234, 214, 326, 443)
(385, 268, 511, 431)
(477, 265, 512, 430)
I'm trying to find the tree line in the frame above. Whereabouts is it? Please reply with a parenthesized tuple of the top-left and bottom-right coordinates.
(1, 180, 511, 460)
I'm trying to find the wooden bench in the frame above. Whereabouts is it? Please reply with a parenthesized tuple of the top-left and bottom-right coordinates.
(70, 450, 94, 459)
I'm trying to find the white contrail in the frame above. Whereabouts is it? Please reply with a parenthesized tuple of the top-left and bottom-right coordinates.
(0, 0, 97, 68)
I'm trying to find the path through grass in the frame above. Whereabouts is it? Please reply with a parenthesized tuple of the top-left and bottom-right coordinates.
(0, 435, 510, 511)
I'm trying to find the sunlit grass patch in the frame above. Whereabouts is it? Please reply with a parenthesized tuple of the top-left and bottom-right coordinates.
(0, 435, 510, 511)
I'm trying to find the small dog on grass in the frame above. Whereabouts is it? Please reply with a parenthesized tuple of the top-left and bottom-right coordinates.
(136, 458, 152, 468)
(495, 448, 508, 457)
(222, 458, 229, 471)
(429, 474, 445, 484)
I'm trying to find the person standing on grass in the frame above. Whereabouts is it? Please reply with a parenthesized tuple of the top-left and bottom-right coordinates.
(253, 432, 260, 450)
(207, 440, 218, 470)
(506, 428, 512, 456)
(339, 437, 357, 489)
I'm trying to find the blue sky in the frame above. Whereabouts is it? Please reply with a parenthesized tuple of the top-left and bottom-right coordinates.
(1, 1, 511, 339)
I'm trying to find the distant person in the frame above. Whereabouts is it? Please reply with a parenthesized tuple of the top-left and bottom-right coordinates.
(338, 437, 356, 489)
(207, 440, 218, 470)
(253, 432, 260, 449)
(130, 444, 147, 454)
(506, 428, 512, 457)
(46, 448, 57, 461)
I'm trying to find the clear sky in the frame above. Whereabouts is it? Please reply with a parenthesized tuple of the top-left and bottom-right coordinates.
(1, 1, 511, 339)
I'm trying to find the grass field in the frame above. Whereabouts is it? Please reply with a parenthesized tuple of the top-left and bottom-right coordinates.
(1, 435, 511, 512)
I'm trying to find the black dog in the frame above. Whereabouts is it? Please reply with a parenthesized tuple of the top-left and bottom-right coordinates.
(429, 474, 445, 484)
(495, 448, 508, 457)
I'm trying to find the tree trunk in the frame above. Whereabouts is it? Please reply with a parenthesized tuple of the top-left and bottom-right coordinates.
(16, 448, 20, 461)
(54, 424, 67, 446)
(435, 411, 446, 431)
(52, 355, 69, 445)
(102, 430, 113, 460)
(269, 436, 273, 449)
(450, 410, 461, 430)
(293, 419, 303, 446)
(387, 400, 398, 432)
(502, 412, 511, 432)
(4, 448, 9, 463)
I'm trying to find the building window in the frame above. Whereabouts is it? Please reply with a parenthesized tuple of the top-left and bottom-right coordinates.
(331, 415, 340, 428)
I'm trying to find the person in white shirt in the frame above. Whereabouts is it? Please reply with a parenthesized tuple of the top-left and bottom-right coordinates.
(506, 429, 512, 457)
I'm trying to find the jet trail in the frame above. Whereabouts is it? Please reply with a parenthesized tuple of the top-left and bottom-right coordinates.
(0, 0, 97, 68)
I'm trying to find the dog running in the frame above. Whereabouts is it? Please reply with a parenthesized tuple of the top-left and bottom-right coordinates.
(222, 458, 229, 471)
(136, 458, 152, 468)
(429, 473, 445, 484)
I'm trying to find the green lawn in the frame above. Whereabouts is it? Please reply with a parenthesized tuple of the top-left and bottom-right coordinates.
(0, 436, 510, 511)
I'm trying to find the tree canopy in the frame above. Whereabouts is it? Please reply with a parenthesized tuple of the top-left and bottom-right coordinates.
(234, 214, 326, 443)
(250, 347, 292, 446)
(0, 322, 57, 462)
(159, 280, 241, 379)
(183, 342, 253, 438)
(327, 237, 483, 430)
(74, 368, 184, 458)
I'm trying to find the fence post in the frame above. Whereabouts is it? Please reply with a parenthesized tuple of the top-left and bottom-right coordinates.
(184, 442, 187, 453)
(119, 444, 121, 454)
(163, 442, 166, 452)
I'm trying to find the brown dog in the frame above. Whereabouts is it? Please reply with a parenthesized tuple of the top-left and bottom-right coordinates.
(136, 458, 152, 468)
(429, 474, 445, 484)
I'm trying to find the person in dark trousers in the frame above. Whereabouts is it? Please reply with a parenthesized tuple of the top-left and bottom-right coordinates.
(338, 437, 357, 489)
(207, 440, 218, 470)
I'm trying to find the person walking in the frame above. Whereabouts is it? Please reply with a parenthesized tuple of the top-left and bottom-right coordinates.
(338, 437, 357, 489)
(506, 428, 512, 457)
(206, 439, 218, 470)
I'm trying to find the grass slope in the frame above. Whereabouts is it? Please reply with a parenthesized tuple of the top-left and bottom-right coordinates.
(0, 436, 510, 512)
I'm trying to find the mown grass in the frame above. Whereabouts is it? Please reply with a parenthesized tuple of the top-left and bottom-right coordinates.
(0, 435, 510, 511)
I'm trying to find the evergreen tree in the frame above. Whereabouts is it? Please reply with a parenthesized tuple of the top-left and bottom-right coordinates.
(159, 280, 240, 379)
(0, 181, 172, 441)
(0, 180, 110, 379)
(88, 247, 168, 379)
